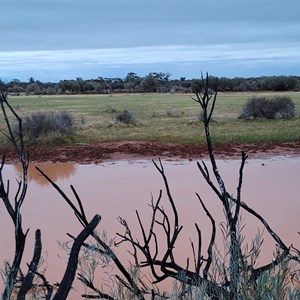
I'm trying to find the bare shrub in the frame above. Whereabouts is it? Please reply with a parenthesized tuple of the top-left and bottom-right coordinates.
(115, 110, 136, 125)
(165, 107, 176, 117)
(238, 96, 295, 119)
(21, 111, 75, 138)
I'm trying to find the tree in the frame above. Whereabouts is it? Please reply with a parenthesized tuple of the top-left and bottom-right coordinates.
(125, 72, 139, 84)
(58, 80, 81, 94)
(26, 83, 41, 95)
(142, 74, 157, 92)
(7, 85, 24, 94)
(125, 73, 140, 91)
(150, 72, 171, 82)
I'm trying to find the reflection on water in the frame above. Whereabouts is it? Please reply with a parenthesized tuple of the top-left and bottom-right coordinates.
(15, 163, 77, 186)
(1, 156, 300, 299)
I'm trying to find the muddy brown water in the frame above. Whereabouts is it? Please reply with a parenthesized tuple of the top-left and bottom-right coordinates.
(1, 156, 300, 298)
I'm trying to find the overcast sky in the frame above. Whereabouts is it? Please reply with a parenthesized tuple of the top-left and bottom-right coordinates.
(1, 0, 300, 82)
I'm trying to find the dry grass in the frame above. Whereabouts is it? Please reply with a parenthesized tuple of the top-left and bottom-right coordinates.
(1, 92, 299, 147)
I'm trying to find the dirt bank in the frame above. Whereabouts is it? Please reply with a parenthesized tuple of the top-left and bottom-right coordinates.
(1, 141, 300, 164)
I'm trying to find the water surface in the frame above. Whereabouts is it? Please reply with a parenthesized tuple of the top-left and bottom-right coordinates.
(1, 156, 299, 298)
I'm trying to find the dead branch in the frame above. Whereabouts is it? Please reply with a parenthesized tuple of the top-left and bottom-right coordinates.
(117, 157, 228, 299)
(53, 214, 101, 300)
(16, 230, 42, 300)
(196, 193, 216, 279)
(0, 92, 30, 300)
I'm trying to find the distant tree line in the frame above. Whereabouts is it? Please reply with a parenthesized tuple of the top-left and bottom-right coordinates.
(1, 72, 300, 95)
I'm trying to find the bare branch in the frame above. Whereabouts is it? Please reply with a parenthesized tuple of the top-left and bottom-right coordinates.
(0, 92, 29, 300)
(234, 151, 248, 224)
(53, 214, 101, 300)
(16, 230, 42, 300)
(78, 273, 116, 300)
(196, 193, 216, 279)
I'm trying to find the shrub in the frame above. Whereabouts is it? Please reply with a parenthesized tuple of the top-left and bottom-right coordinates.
(21, 111, 75, 138)
(271, 96, 296, 119)
(165, 107, 176, 117)
(105, 104, 117, 113)
(115, 110, 136, 125)
(238, 96, 295, 119)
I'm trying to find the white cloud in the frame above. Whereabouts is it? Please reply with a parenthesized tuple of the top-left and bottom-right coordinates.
(1, 42, 299, 72)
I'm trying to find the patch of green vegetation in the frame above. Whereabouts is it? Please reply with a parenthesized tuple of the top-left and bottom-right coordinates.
(1, 92, 299, 147)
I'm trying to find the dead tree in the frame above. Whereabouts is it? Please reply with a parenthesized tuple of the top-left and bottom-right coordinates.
(0, 92, 101, 300)
(116, 74, 300, 299)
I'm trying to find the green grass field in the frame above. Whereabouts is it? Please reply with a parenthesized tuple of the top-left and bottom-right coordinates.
(1, 91, 300, 147)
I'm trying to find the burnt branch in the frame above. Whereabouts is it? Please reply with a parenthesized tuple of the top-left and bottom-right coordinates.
(35, 167, 88, 226)
(78, 273, 115, 300)
(196, 193, 216, 280)
(0, 93, 29, 300)
(117, 158, 229, 299)
(228, 195, 289, 252)
(152, 159, 183, 265)
(25, 268, 55, 300)
(193, 75, 245, 299)
(16, 230, 42, 300)
(0, 93, 29, 209)
(234, 151, 248, 224)
(53, 214, 101, 300)
(193, 223, 202, 275)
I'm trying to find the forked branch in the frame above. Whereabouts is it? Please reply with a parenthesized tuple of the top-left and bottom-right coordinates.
(0, 93, 30, 300)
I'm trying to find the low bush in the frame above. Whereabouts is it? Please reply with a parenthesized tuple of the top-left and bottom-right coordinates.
(105, 104, 117, 113)
(115, 110, 136, 125)
(165, 107, 176, 117)
(21, 111, 75, 138)
(238, 96, 295, 119)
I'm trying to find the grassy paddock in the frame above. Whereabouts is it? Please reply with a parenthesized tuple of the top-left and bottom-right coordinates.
(1, 91, 300, 146)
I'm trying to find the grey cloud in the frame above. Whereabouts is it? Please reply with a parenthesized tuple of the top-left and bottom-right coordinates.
(2, 0, 299, 51)
(1, 0, 299, 80)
